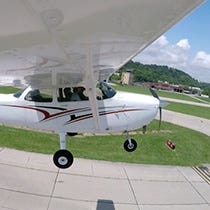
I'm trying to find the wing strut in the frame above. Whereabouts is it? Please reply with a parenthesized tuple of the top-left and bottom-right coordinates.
(85, 45, 100, 131)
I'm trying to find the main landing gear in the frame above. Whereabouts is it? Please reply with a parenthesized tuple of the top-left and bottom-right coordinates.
(123, 132, 137, 152)
(53, 133, 74, 169)
(53, 131, 137, 168)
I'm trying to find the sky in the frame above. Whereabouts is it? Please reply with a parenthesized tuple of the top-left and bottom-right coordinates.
(133, 0, 210, 83)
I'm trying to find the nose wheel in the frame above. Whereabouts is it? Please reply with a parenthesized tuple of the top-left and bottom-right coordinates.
(124, 138, 137, 152)
(53, 149, 74, 169)
(53, 132, 74, 169)
(123, 131, 137, 152)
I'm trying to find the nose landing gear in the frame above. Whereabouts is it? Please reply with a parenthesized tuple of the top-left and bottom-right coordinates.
(53, 132, 74, 169)
(53, 149, 74, 169)
(123, 132, 137, 152)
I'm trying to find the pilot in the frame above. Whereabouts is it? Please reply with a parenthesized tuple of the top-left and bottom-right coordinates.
(30, 89, 42, 102)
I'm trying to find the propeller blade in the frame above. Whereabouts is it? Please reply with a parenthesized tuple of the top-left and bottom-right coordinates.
(149, 88, 162, 130)
(149, 88, 159, 100)
(159, 107, 162, 130)
(149, 88, 168, 130)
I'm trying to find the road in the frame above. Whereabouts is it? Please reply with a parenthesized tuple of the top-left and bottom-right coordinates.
(160, 97, 210, 107)
(0, 148, 209, 210)
(157, 97, 210, 136)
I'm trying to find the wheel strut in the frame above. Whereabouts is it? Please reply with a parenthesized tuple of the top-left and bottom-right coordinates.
(53, 132, 74, 169)
(123, 131, 137, 152)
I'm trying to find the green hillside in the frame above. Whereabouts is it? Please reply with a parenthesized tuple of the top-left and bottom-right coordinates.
(118, 60, 210, 90)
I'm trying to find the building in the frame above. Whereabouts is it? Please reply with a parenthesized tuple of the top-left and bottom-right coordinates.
(144, 82, 184, 93)
(121, 70, 134, 85)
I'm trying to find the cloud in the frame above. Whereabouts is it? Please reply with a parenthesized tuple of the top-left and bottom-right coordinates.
(154, 35, 168, 46)
(133, 35, 190, 69)
(192, 51, 210, 69)
(133, 35, 210, 83)
(176, 39, 191, 50)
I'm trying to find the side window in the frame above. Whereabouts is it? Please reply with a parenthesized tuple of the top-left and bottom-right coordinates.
(57, 83, 116, 102)
(58, 86, 89, 102)
(25, 89, 53, 102)
(58, 87, 72, 102)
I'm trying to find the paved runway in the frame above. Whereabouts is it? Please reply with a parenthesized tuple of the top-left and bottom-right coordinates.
(0, 148, 209, 210)
(156, 109, 210, 136)
(154, 96, 210, 136)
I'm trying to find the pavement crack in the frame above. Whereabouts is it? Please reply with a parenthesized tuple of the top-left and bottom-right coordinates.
(178, 167, 209, 204)
(47, 168, 60, 210)
(123, 167, 140, 210)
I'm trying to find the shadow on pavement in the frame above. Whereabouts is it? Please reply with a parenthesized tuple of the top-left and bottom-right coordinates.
(96, 199, 115, 210)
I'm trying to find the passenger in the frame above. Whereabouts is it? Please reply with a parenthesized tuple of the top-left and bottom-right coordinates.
(64, 87, 72, 101)
(77, 87, 88, 100)
(71, 87, 88, 101)
(71, 87, 82, 101)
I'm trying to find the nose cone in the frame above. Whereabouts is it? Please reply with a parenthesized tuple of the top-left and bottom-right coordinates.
(135, 94, 160, 128)
(134, 93, 160, 110)
(118, 91, 159, 108)
(117, 91, 160, 129)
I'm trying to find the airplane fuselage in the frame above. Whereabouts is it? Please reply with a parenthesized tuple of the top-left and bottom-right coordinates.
(0, 86, 159, 134)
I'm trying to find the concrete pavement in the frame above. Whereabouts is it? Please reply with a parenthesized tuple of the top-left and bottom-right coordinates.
(160, 97, 210, 108)
(0, 148, 209, 210)
(157, 109, 210, 136)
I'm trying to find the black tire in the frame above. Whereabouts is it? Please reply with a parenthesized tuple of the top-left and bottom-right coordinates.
(124, 139, 137, 152)
(67, 132, 78, 137)
(53, 150, 74, 169)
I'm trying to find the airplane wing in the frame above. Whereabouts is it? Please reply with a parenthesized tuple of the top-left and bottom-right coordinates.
(0, 0, 205, 89)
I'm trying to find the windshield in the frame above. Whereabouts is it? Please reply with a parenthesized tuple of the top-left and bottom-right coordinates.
(13, 88, 27, 98)
(99, 82, 116, 99)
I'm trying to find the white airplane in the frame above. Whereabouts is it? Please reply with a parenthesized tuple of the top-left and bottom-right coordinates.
(0, 0, 205, 168)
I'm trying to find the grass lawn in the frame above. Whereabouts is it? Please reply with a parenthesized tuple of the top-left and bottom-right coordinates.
(0, 120, 209, 166)
(114, 84, 200, 103)
(0, 86, 20, 94)
(113, 84, 210, 119)
(195, 96, 210, 103)
(165, 102, 210, 120)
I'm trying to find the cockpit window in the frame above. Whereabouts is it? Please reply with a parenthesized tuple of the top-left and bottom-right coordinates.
(57, 82, 116, 102)
(58, 86, 88, 102)
(25, 89, 52, 102)
(13, 88, 27, 98)
(98, 82, 116, 99)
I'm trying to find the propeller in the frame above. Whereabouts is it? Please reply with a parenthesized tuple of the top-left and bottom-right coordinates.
(149, 88, 167, 130)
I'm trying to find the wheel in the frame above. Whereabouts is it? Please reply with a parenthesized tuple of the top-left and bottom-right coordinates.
(67, 132, 78, 137)
(124, 139, 137, 152)
(53, 149, 74, 169)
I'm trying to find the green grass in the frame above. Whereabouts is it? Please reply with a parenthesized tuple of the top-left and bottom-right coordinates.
(195, 96, 210, 103)
(0, 86, 20, 94)
(0, 121, 209, 166)
(114, 84, 151, 95)
(114, 84, 200, 102)
(165, 102, 210, 119)
(114, 84, 210, 119)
